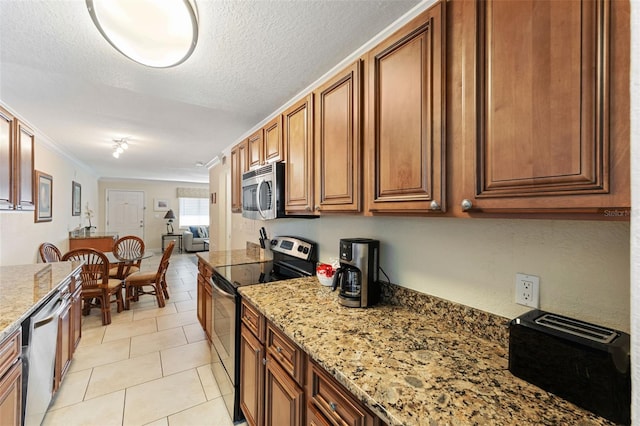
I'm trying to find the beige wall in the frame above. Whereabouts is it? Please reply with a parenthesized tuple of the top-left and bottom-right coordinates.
(0, 104, 99, 265)
(210, 163, 630, 333)
(97, 179, 209, 251)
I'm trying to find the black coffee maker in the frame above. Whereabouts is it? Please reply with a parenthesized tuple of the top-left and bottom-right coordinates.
(332, 238, 380, 308)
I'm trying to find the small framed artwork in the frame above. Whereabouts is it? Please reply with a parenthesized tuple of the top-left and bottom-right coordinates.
(72, 181, 81, 216)
(35, 170, 53, 223)
(154, 198, 169, 211)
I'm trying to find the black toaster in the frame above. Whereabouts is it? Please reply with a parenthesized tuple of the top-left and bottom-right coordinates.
(509, 309, 630, 425)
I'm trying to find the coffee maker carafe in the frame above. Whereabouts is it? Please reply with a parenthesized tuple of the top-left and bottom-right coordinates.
(332, 238, 380, 308)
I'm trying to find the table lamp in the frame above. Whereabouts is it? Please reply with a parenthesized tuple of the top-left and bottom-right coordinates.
(164, 209, 176, 234)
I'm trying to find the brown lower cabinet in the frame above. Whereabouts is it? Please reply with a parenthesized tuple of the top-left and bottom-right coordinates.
(264, 354, 305, 426)
(240, 310, 305, 426)
(239, 299, 385, 426)
(197, 259, 213, 342)
(0, 330, 22, 426)
(307, 359, 383, 426)
(55, 272, 82, 392)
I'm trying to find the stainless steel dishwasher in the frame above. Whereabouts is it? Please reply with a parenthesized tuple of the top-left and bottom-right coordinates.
(21, 291, 68, 426)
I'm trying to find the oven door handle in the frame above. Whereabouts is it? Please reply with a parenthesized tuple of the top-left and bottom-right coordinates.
(211, 279, 235, 299)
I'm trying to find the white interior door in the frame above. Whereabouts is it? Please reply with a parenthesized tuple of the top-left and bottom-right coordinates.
(106, 190, 144, 239)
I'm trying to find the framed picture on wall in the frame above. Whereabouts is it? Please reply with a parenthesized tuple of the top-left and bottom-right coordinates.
(154, 198, 169, 211)
(35, 170, 53, 223)
(72, 181, 81, 216)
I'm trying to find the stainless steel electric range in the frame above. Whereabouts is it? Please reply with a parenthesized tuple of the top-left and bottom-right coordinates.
(209, 236, 317, 423)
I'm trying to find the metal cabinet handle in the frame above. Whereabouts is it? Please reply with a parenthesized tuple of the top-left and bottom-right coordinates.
(315, 206, 320, 211)
(461, 199, 473, 211)
(255, 348, 260, 355)
(276, 346, 282, 353)
(305, 206, 312, 212)
(329, 402, 337, 412)
(262, 358, 267, 365)
(430, 200, 440, 210)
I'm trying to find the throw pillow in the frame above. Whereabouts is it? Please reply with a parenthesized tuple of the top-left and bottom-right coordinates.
(198, 225, 209, 238)
(189, 226, 199, 238)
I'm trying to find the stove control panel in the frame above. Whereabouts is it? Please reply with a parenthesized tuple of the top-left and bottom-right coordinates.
(270, 236, 316, 261)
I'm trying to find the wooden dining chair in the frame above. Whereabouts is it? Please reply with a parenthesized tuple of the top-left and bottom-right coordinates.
(39, 242, 61, 263)
(62, 248, 124, 325)
(109, 235, 145, 279)
(124, 241, 175, 310)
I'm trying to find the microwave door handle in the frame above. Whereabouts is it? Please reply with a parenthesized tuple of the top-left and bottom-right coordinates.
(256, 180, 267, 219)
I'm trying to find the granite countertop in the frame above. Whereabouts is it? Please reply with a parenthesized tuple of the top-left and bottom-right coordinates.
(196, 249, 264, 269)
(0, 261, 83, 342)
(239, 278, 613, 426)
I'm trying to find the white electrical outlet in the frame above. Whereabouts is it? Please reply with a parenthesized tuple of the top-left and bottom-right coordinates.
(515, 273, 540, 308)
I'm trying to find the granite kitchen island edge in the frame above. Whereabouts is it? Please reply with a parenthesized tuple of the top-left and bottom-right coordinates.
(0, 261, 83, 342)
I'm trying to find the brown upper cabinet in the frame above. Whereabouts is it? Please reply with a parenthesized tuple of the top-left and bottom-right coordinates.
(248, 129, 264, 169)
(456, 0, 630, 216)
(0, 106, 15, 210)
(313, 60, 363, 214)
(16, 121, 35, 210)
(283, 95, 315, 215)
(231, 139, 249, 213)
(264, 116, 284, 165)
(365, 1, 446, 214)
(0, 106, 35, 211)
(249, 116, 284, 170)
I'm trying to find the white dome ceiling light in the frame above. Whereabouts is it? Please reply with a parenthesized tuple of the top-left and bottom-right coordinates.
(86, 0, 199, 68)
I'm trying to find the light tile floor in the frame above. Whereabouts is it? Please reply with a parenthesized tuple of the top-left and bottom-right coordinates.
(43, 251, 244, 426)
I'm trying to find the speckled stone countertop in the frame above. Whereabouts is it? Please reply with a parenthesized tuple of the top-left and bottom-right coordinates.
(196, 248, 264, 268)
(0, 262, 83, 342)
(239, 278, 613, 426)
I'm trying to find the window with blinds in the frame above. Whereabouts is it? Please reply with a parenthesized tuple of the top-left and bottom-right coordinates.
(179, 197, 209, 227)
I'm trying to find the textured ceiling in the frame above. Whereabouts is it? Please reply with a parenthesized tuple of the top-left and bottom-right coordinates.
(0, 0, 420, 183)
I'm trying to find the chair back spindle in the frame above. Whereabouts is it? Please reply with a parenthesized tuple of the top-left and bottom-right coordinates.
(39, 242, 62, 263)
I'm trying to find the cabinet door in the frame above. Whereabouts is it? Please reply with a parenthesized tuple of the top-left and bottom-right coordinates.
(197, 277, 205, 329)
(0, 107, 14, 210)
(314, 60, 363, 214)
(204, 283, 212, 342)
(55, 300, 72, 392)
(15, 121, 34, 210)
(248, 129, 264, 169)
(284, 95, 314, 214)
(264, 356, 304, 426)
(264, 116, 284, 163)
(231, 140, 248, 213)
(240, 325, 264, 426)
(0, 361, 21, 426)
(459, 0, 629, 215)
(71, 285, 82, 351)
(197, 276, 213, 342)
(366, 2, 446, 214)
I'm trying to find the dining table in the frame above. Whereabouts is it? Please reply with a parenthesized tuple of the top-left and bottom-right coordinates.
(104, 251, 153, 280)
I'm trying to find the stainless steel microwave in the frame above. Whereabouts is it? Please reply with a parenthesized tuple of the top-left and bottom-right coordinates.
(241, 162, 285, 220)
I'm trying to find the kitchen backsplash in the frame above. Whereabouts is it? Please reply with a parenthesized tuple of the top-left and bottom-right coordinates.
(381, 281, 510, 348)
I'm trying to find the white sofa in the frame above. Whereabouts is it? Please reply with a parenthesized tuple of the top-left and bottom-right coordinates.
(182, 226, 209, 252)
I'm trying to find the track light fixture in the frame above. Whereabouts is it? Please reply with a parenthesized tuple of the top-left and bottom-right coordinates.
(112, 138, 129, 159)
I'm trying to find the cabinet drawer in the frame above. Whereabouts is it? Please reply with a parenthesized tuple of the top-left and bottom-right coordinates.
(266, 322, 305, 386)
(241, 299, 265, 342)
(307, 403, 331, 426)
(308, 360, 381, 426)
(0, 330, 20, 375)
